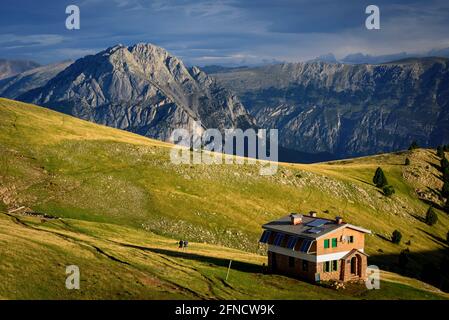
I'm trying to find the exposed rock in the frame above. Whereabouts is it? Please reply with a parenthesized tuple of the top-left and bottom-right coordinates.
(18, 43, 254, 142)
(211, 58, 449, 159)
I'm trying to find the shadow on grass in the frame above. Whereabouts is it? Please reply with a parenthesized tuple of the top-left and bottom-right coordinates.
(369, 246, 449, 293)
(418, 228, 448, 246)
(112, 241, 263, 274)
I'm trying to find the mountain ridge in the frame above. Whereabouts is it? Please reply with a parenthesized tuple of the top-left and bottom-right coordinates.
(17, 43, 254, 142)
(210, 57, 449, 158)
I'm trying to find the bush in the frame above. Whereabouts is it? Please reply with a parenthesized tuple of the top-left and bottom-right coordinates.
(408, 141, 419, 150)
(425, 207, 438, 226)
(392, 230, 402, 244)
(437, 146, 444, 158)
(404, 158, 411, 165)
(383, 185, 395, 197)
(442, 181, 449, 198)
(373, 167, 388, 188)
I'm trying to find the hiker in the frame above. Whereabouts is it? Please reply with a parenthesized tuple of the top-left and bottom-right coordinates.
(178, 240, 184, 249)
(183, 240, 189, 249)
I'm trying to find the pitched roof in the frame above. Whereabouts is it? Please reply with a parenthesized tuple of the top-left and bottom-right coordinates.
(341, 248, 369, 260)
(262, 214, 371, 239)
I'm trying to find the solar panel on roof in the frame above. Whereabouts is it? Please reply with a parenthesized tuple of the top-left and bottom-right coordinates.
(273, 233, 284, 246)
(299, 239, 312, 252)
(259, 230, 271, 243)
(287, 236, 298, 249)
(307, 227, 323, 234)
(306, 219, 328, 227)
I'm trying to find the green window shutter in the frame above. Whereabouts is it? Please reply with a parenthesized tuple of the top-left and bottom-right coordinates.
(332, 238, 337, 248)
(324, 239, 329, 248)
(332, 260, 338, 271)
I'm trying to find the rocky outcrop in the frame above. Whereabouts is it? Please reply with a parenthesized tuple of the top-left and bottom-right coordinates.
(211, 57, 449, 158)
(18, 43, 254, 141)
(0, 61, 72, 98)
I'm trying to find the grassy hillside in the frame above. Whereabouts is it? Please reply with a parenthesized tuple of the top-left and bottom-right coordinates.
(0, 97, 448, 299)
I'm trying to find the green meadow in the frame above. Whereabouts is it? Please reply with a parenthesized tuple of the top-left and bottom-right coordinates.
(0, 97, 448, 299)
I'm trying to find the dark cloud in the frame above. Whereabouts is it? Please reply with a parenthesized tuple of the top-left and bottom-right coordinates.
(0, 0, 448, 65)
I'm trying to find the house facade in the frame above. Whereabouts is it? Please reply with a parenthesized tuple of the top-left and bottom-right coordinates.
(259, 213, 371, 282)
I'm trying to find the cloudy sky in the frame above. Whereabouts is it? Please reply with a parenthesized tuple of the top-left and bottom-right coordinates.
(0, 0, 448, 66)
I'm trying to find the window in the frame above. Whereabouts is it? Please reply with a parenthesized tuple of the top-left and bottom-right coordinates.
(324, 239, 330, 249)
(288, 257, 295, 268)
(324, 260, 338, 272)
(349, 235, 354, 243)
(332, 260, 338, 271)
(302, 260, 308, 272)
(331, 238, 337, 248)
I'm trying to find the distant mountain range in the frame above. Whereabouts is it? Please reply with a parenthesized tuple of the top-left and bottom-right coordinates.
(1, 44, 448, 161)
(211, 57, 449, 158)
(310, 47, 449, 65)
(0, 59, 40, 80)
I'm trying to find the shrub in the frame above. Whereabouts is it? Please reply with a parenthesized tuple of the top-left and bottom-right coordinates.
(383, 185, 395, 197)
(392, 230, 402, 244)
(408, 141, 419, 150)
(404, 158, 410, 165)
(425, 207, 438, 226)
(373, 167, 388, 188)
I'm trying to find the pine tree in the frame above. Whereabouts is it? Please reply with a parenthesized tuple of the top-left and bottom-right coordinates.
(441, 156, 449, 171)
(442, 181, 449, 198)
(425, 207, 438, 226)
(437, 146, 444, 158)
(408, 141, 419, 150)
(443, 167, 449, 182)
(405, 158, 411, 166)
(392, 230, 402, 244)
(373, 167, 388, 188)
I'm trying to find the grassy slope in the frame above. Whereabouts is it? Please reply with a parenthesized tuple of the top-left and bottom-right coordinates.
(0, 97, 448, 299)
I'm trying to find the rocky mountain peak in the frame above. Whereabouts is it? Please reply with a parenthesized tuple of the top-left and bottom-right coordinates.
(16, 43, 254, 142)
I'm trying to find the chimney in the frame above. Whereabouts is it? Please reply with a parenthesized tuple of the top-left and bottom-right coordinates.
(335, 216, 343, 224)
(290, 214, 303, 225)
(309, 211, 317, 218)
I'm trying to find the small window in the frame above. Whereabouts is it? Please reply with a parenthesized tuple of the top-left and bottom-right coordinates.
(302, 260, 308, 272)
(288, 256, 295, 268)
(349, 235, 354, 243)
(332, 238, 337, 248)
(324, 239, 330, 249)
(324, 261, 330, 272)
(332, 260, 338, 271)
